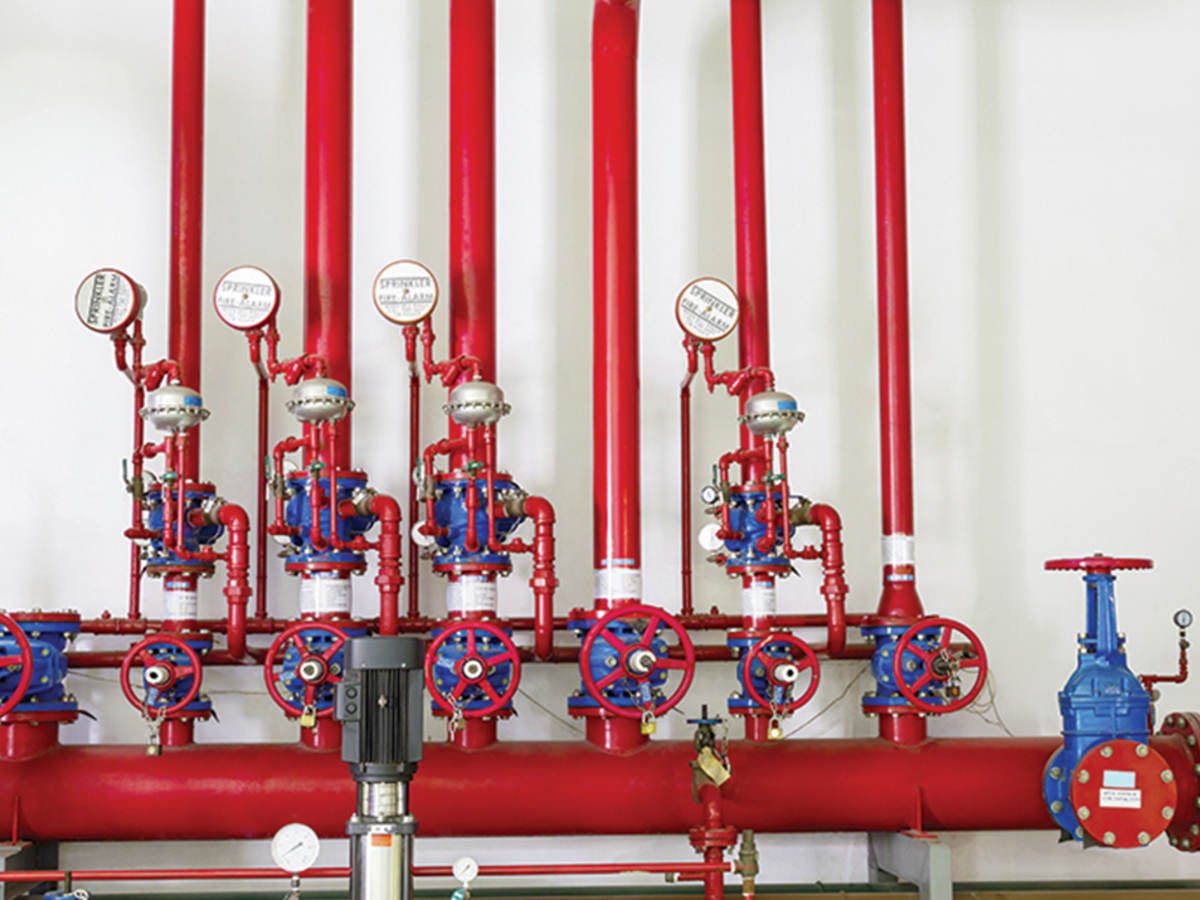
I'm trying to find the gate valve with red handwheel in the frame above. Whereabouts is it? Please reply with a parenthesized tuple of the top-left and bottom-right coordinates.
(1041, 554, 1177, 847)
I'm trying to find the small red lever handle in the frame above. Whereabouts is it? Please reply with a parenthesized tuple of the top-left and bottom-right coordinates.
(1045, 555, 1153, 574)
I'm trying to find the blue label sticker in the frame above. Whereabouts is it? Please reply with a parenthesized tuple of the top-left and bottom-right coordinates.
(327, 384, 348, 398)
(1103, 769, 1136, 789)
(778, 400, 797, 410)
(183, 394, 201, 407)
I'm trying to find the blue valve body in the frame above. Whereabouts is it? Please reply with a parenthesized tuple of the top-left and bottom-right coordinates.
(276, 624, 367, 714)
(568, 614, 670, 713)
(861, 623, 958, 712)
(0, 616, 77, 716)
(430, 476, 525, 574)
(145, 484, 224, 571)
(284, 473, 375, 569)
(718, 488, 796, 575)
(427, 623, 517, 714)
(1043, 571, 1152, 839)
(139, 633, 213, 715)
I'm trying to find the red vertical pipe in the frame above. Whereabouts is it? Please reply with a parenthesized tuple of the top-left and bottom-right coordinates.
(169, 0, 205, 481)
(304, 0, 354, 470)
(729, 0, 770, 483)
(449, 0, 496, 470)
(592, 0, 642, 610)
(871, 0, 922, 621)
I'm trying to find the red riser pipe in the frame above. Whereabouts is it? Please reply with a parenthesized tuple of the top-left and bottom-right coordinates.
(593, 0, 642, 610)
(2, 735, 1163, 841)
(872, 0, 921, 622)
(169, 0, 204, 481)
(449, 0, 496, 383)
(729, 0, 770, 482)
(304, 0, 353, 469)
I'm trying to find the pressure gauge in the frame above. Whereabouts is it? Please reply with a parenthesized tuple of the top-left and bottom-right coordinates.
(699, 484, 721, 506)
(213, 265, 280, 331)
(698, 523, 725, 553)
(1175, 609, 1193, 630)
(271, 822, 320, 874)
(75, 268, 143, 334)
(452, 856, 480, 885)
(373, 259, 439, 325)
(675, 277, 740, 342)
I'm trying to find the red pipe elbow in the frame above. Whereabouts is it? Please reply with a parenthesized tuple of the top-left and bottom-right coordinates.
(807, 503, 848, 656)
(523, 496, 558, 660)
(370, 492, 403, 636)
(218, 502, 251, 660)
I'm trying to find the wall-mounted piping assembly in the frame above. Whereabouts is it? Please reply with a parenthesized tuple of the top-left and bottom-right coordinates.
(2, 0, 1200, 897)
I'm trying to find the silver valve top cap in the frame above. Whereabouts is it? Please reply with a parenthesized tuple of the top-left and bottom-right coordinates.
(443, 379, 511, 428)
(140, 385, 210, 433)
(286, 377, 355, 423)
(739, 390, 805, 436)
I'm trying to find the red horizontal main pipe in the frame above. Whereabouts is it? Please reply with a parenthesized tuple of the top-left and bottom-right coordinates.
(4, 734, 1177, 842)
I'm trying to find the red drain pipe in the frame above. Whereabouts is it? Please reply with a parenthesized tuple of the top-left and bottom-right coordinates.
(304, 0, 353, 470)
(10, 735, 1187, 841)
(730, 0, 770, 484)
(169, 0, 204, 482)
(593, 0, 642, 613)
(872, 0, 922, 624)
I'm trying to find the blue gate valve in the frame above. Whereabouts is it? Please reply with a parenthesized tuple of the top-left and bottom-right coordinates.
(1042, 554, 1156, 842)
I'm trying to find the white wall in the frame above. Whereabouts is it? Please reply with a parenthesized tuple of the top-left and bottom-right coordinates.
(1, 0, 1199, 890)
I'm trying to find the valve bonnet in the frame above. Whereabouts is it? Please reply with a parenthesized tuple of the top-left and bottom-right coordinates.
(140, 385, 209, 432)
(740, 390, 804, 436)
(287, 377, 354, 423)
(443, 380, 511, 427)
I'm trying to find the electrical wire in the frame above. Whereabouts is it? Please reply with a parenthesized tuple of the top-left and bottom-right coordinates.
(967, 668, 1015, 737)
(782, 664, 870, 738)
(516, 686, 585, 736)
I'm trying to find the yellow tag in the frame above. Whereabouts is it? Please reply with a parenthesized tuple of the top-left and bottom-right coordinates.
(146, 743, 162, 757)
(299, 707, 317, 729)
(640, 718, 657, 735)
(767, 719, 784, 741)
(696, 746, 731, 786)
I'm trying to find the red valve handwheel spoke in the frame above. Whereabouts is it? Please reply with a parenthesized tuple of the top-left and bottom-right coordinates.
(640, 615, 662, 646)
(741, 632, 821, 714)
(596, 669, 625, 690)
(321, 636, 346, 661)
(120, 634, 202, 718)
(263, 622, 350, 722)
(423, 620, 522, 719)
(596, 627, 630, 654)
(892, 617, 988, 714)
(0, 655, 22, 669)
(578, 605, 696, 720)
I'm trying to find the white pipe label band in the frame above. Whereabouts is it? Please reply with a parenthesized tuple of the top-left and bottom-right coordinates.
(881, 534, 915, 566)
(446, 576, 498, 614)
(742, 581, 777, 619)
(163, 584, 198, 621)
(299, 575, 353, 615)
(593, 567, 642, 602)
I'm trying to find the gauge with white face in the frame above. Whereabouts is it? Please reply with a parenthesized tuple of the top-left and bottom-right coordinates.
(75, 268, 142, 333)
(698, 523, 725, 553)
(373, 259, 439, 325)
(271, 822, 320, 873)
(675, 277, 740, 342)
(213, 265, 280, 331)
(452, 856, 480, 885)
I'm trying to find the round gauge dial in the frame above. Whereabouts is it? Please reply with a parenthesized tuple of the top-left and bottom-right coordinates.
(213, 265, 280, 331)
(75, 268, 142, 333)
(675, 277, 740, 342)
(698, 523, 725, 553)
(271, 822, 320, 874)
(373, 259, 439, 325)
(1174, 609, 1193, 630)
(452, 856, 480, 885)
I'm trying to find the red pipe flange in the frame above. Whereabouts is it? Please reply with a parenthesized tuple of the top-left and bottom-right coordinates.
(263, 622, 349, 720)
(892, 616, 987, 715)
(0, 614, 34, 720)
(425, 620, 521, 718)
(741, 632, 820, 714)
(1069, 739, 1177, 848)
(579, 604, 695, 720)
(120, 634, 202, 718)
(1160, 712, 1200, 851)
